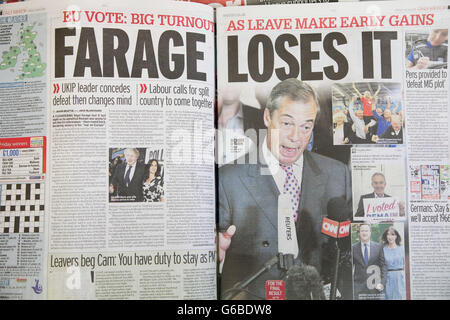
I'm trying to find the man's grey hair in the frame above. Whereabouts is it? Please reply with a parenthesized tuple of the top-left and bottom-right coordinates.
(371, 172, 386, 181)
(390, 114, 402, 123)
(124, 148, 140, 157)
(358, 222, 372, 233)
(265, 78, 320, 118)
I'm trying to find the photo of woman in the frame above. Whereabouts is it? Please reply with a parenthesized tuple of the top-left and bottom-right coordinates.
(332, 111, 350, 145)
(143, 159, 164, 202)
(381, 226, 406, 300)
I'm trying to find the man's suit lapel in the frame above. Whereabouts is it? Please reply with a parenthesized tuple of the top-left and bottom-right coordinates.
(238, 151, 329, 238)
(129, 164, 142, 185)
(290, 151, 327, 263)
(118, 164, 126, 183)
(354, 242, 365, 266)
(369, 241, 379, 265)
(241, 164, 279, 231)
(298, 152, 327, 220)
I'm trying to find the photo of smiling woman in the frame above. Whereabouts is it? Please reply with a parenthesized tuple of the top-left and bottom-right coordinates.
(381, 226, 406, 300)
(143, 159, 165, 202)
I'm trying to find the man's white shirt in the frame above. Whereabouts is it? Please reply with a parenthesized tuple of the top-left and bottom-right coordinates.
(262, 136, 303, 194)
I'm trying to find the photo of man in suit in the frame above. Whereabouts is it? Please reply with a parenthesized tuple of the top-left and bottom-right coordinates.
(218, 78, 352, 300)
(379, 114, 403, 144)
(352, 223, 387, 300)
(217, 85, 265, 166)
(355, 173, 391, 217)
(109, 148, 146, 202)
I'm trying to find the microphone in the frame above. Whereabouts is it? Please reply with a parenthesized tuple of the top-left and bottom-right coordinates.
(278, 193, 299, 271)
(286, 264, 325, 300)
(222, 193, 303, 300)
(322, 197, 351, 239)
(322, 197, 351, 300)
(222, 255, 279, 300)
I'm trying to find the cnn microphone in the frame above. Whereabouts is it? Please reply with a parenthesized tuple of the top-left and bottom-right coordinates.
(286, 264, 325, 300)
(322, 197, 351, 300)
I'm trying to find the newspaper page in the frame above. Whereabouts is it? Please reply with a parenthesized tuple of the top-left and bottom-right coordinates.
(47, 0, 216, 300)
(404, 22, 449, 297)
(216, 0, 449, 300)
(1, 0, 217, 300)
(0, 1, 49, 299)
(402, 3, 449, 299)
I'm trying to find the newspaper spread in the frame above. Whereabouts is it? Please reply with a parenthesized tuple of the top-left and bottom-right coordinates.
(0, 0, 449, 301)
(216, 0, 449, 300)
(0, 0, 216, 299)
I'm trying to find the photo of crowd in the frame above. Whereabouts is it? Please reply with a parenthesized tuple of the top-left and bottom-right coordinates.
(108, 148, 165, 203)
(351, 222, 407, 300)
(331, 82, 403, 145)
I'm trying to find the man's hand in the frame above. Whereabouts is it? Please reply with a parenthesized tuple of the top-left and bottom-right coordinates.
(109, 184, 114, 194)
(416, 56, 430, 69)
(376, 283, 384, 292)
(219, 225, 236, 262)
(218, 102, 240, 129)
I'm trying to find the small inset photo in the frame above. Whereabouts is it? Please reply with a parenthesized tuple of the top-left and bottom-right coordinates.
(351, 222, 407, 300)
(405, 29, 448, 70)
(109, 147, 165, 203)
(332, 82, 403, 145)
(409, 164, 449, 201)
(352, 164, 406, 221)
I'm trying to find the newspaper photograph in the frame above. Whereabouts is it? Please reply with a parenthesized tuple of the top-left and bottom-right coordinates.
(332, 82, 403, 145)
(351, 147, 406, 220)
(109, 147, 165, 203)
(351, 221, 407, 300)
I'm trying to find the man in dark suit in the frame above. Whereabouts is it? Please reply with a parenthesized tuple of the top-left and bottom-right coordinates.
(218, 79, 352, 300)
(217, 86, 266, 166)
(355, 173, 390, 217)
(110, 148, 145, 202)
(352, 223, 387, 300)
(378, 114, 403, 144)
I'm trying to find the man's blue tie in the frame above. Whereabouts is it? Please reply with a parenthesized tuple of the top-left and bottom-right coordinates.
(125, 166, 132, 186)
(364, 243, 369, 266)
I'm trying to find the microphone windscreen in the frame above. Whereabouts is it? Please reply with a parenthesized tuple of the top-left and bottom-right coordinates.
(326, 197, 351, 222)
(286, 264, 325, 300)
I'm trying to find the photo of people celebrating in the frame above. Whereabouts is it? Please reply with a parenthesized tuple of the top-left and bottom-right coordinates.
(406, 29, 448, 70)
(109, 148, 165, 203)
(331, 82, 403, 145)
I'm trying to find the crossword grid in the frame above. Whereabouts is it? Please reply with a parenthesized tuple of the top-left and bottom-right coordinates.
(0, 182, 44, 233)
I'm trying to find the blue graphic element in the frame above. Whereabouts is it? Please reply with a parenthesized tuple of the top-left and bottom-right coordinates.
(32, 278, 43, 294)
